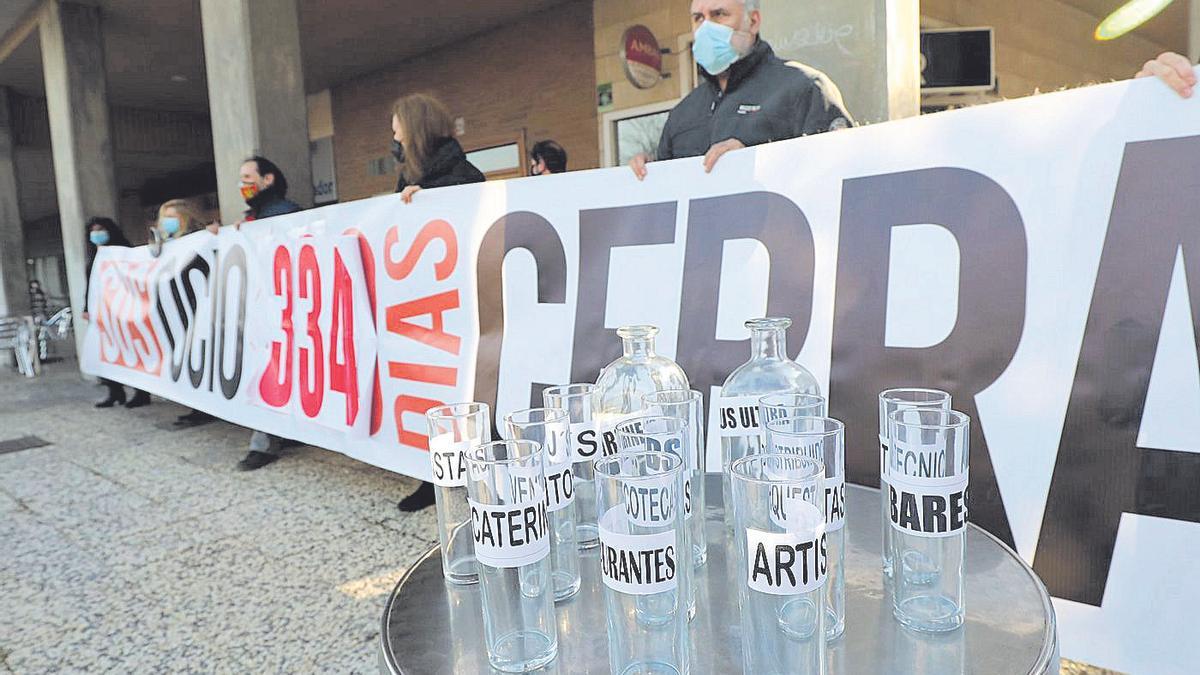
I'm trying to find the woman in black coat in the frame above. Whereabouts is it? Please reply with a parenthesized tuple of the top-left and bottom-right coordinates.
(84, 217, 151, 409)
(390, 93, 485, 204)
(389, 93, 485, 512)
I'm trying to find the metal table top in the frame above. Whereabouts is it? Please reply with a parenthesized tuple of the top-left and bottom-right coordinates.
(380, 475, 1058, 674)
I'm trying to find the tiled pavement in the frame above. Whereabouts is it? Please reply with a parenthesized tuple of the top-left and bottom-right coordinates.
(0, 361, 436, 674)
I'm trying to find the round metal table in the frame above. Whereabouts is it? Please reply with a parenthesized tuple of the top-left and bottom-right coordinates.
(380, 475, 1058, 674)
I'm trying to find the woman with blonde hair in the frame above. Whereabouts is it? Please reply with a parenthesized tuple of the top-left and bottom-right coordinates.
(153, 198, 206, 240)
(390, 93, 485, 204)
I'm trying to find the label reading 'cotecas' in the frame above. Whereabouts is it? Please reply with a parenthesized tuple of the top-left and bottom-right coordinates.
(746, 527, 828, 595)
(599, 507, 678, 595)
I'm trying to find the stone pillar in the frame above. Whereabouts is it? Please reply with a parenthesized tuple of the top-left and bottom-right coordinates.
(199, 0, 311, 225)
(39, 1, 119, 354)
(760, 0, 921, 124)
(0, 87, 29, 317)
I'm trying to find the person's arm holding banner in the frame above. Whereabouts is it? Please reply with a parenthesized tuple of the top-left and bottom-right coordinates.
(1137, 51, 1196, 98)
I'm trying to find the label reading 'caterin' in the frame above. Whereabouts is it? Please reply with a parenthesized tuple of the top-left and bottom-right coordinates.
(746, 527, 828, 595)
(599, 506, 678, 595)
(468, 495, 550, 568)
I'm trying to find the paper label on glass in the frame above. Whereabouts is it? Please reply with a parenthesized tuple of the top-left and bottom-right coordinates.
(824, 476, 845, 531)
(878, 433, 889, 483)
(468, 496, 550, 568)
(596, 412, 638, 458)
(716, 395, 764, 439)
(746, 527, 828, 596)
(887, 473, 969, 538)
(429, 434, 472, 487)
(767, 482, 826, 533)
(621, 473, 678, 526)
(544, 466, 574, 512)
(598, 506, 679, 595)
(568, 421, 600, 463)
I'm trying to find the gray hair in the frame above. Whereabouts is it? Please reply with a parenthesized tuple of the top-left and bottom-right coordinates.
(742, 0, 761, 10)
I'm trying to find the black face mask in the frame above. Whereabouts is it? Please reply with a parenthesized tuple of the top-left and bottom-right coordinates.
(390, 139, 405, 163)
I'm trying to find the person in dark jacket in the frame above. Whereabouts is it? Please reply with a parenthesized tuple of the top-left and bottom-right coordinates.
(389, 93, 485, 512)
(83, 217, 151, 409)
(630, 0, 852, 179)
(233, 156, 304, 471)
(391, 93, 485, 205)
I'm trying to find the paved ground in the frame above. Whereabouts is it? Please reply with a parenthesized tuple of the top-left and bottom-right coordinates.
(0, 360, 436, 674)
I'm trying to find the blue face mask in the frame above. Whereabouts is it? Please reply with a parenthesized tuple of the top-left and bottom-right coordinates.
(692, 20, 740, 76)
(160, 217, 181, 235)
(89, 230, 110, 246)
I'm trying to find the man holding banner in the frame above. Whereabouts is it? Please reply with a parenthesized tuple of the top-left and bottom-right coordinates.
(629, 0, 853, 179)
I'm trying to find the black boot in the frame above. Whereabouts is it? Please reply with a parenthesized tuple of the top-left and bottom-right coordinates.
(174, 409, 215, 426)
(96, 381, 126, 408)
(397, 481, 436, 512)
(237, 450, 280, 471)
(125, 390, 151, 408)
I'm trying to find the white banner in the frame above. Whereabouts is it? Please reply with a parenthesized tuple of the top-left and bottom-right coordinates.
(82, 73, 1200, 671)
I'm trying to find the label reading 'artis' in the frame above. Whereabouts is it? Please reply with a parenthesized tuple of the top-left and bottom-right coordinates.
(468, 493, 550, 568)
(746, 527, 828, 595)
(429, 434, 471, 487)
(717, 395, 764, 439)
(599, 507, 678, 595)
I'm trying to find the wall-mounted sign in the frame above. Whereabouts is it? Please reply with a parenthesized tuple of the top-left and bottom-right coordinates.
(920, 27, 995, 93)
(597, 82, 613, 110)
(621, 25, 663, 89)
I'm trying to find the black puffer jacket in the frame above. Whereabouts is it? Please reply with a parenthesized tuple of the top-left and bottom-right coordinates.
(395, 137, 486, 193)
(657, 39, 853, 161)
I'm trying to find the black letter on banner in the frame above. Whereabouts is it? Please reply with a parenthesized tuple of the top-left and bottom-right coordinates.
(154, 266, 189, 383)
(1035, 136, 1200, 605)
(474, 212, 567, 422)
(677, 192, 815, 409)
(218, 245, 248, 399)
(829, 168, 1025, 546)
(180, 254, 211, 389)
(569, 202, 677, 383)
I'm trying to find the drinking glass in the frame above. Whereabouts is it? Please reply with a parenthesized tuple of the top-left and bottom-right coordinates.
(641, 389, 708, 566)
(504, 407, 581, 601)
(425, 402, 490, 585)
(594, 450, 690, 675)
(543, 384, 602, 549)
(762, 416, 846, 640)
(465, 439, 557, 672)
(757, 392, 827, 430)
(614, 415, 698, 618)
(886, 408, 970, 633)
(878, 389, 951, 579)
(731, 453, 827, 675)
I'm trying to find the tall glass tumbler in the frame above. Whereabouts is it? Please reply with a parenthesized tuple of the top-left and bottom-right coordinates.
(757, 393, 827, 430)
(878, 389, 951, 579)
(504, 407, 582, 602)
(426, 402, 491, 585)
(886, 408, 970, 633)
(731, 454, 827, 675)
(595, 451, 691, 675)
(763, 416, 847, 640)
(465, 440, 558, 672)
(642, 389, 708, 566)
(614, 416, 698, 619)
(543, 384, 602, 549)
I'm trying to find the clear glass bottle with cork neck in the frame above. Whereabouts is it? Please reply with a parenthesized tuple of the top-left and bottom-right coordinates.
(717, 317, 820, 525)
(594, 325, 690, 457)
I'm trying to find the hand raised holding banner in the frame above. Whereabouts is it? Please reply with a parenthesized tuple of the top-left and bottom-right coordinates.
(1136, 51, 1196, 98)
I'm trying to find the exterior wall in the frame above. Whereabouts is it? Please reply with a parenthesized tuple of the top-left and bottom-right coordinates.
(593, 0, 695, 114)
(331, 0, 598, 201)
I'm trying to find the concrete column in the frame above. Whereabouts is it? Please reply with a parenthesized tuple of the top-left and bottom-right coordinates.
(199, 0, 311, 225)
(760, 0, 921, 124)
(0, 86, 29, 316)
(1190, 0, 1199, 64)
(39, 1, 119, 353)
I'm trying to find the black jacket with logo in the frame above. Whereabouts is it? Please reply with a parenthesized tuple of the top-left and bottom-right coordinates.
(395, 137, 486, 193)
(657, 39, 853, 161)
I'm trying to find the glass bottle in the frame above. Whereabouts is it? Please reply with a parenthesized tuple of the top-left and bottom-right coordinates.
(717, 317, 820, 528)
(594, 325, 690, 460)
